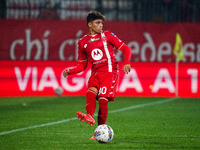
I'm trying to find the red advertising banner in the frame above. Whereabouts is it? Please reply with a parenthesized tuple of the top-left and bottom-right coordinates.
(0, 61, 199, 97)
(0, 20, 200, 62)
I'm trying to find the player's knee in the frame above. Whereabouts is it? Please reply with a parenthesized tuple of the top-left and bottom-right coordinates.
(87, 87, 98, 94)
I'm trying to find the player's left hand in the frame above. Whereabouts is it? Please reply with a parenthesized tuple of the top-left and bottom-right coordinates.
(123, 64, 131, 74)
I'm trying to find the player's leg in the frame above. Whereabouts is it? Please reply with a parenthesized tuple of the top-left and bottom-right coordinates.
(86, 87, 98, 117)
(76, 74, 99, 125)
(90, 72, 119, 140)
(98, 97, 108, 125)
(77, 87, 98, 125)
(97, 72, 119, 125)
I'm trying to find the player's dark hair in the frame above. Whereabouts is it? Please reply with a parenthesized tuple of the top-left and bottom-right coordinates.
(87, 11, 105, 25)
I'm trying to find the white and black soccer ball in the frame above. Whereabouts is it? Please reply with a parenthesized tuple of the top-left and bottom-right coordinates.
(94, 124, 114, 143)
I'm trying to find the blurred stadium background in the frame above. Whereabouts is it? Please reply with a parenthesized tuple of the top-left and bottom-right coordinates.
(0, 0, 200, 22)
(0, 0, 199, 97)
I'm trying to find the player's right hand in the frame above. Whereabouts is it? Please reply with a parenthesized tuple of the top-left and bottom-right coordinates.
(63, 70, 70, 78)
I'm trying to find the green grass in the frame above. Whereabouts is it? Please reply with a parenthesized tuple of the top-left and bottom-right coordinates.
(0, 97, 200, 150)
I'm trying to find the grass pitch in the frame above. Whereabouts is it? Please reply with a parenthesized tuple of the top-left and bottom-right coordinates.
(0, 96, 200, 150)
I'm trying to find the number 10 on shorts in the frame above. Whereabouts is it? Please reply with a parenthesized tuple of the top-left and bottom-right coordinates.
(99, 87, 107, 95)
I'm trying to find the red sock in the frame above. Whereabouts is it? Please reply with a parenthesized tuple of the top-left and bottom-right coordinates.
(85, 89, 97, 118)
(98, 97, 108, 125)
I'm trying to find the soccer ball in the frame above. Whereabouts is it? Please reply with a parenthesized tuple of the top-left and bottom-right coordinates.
(54, 86, 63, 96)
(94, 124, 114, 143)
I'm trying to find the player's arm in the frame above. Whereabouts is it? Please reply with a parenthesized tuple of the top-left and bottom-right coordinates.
(119, 44, 131, 74)
(63, 40, 88, 78)
(63, 60, 88, 77)
(107, 31, 131, 74)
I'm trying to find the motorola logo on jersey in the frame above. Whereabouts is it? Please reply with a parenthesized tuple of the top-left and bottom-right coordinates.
(91, 49, 103, 60)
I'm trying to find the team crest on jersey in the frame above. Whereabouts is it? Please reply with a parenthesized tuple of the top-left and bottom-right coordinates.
(91, 49, 103, 60)
(89, 38, 100, 43)
(111, 32, 118, 37)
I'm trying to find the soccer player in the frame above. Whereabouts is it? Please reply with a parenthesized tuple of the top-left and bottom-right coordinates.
(63, 11, 131, 140)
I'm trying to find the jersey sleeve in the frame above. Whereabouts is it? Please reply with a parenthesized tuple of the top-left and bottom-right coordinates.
(67, 40, 88, 74)
(107, 30, 131, 64)
(119, 44, 131, 64)
(77, 40, 87, 61)
(106, 30, 124, 50)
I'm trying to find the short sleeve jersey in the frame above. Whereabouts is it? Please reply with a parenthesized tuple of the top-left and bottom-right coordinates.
(78, 30, 124, 73)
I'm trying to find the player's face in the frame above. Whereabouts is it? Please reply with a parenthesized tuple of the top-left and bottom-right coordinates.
(88, 19, 103, 35)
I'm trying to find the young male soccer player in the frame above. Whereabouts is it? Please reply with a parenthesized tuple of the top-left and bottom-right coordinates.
(63, 11, 131, 140)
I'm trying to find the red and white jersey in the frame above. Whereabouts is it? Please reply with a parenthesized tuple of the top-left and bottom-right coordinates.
(78, 30, 125, 73)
